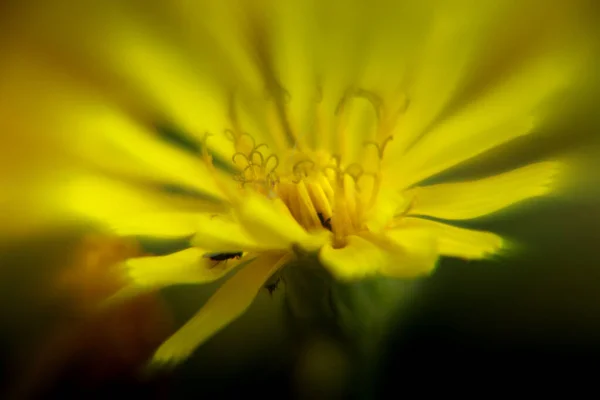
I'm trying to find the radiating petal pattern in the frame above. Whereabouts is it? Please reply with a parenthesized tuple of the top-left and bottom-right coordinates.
(1, 0, 587, 367)
(386, 50, 575, 189)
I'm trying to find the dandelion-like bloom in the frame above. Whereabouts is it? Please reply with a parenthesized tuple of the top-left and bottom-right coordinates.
(4, 0, 586, 365)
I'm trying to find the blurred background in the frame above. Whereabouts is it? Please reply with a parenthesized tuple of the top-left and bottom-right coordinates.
(0, 0, 599, 398)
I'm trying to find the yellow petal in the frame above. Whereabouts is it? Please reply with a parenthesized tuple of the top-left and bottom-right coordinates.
(404, 162, 561, 220)
(391, 116, 536, 190)
(190, 215, 265, 252)
(71, 3, 238, 164)
(364, 187, 408, 233)
(235, 194, 329, 251)
(0, 40, 230, 197)
(49, 172, 225, 228)
(27, 74, 228, 200)
(389, 6, 490, 154)
(380, 228, 439, 278)
(396, 217, 505, 260)
(125, 248, 251, 288)
(319, 232, 438, 281)
(337, 95, 379, 165)
(84, 114, 225, 200)
(109, 212, 205, 238)
(152, 252, 290, 365)
(387, 50, 573, 189)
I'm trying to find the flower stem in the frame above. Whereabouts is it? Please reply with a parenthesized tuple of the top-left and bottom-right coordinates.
(281, 260, 421, 398)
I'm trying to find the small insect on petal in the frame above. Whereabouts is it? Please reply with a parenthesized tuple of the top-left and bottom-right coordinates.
(264, 277, 281, 296)
(317, 212, 332, 231)
(203, 252, 243, 261)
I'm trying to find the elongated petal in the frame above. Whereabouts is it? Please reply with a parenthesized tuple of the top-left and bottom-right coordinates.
(50, 172, 225, 228)
(396, 217, 505, 259)
(319, 232, 438, 281)
(109, 212, 206, 238)
(190, 215, 265, 252)
(387, 51, 573, 189)
(152, 252, 290, 365)
(391, 116, 536, 190)
(31, 75, 228, 200)
(380, 228, 439, 278)
(235, 194, 329, 251)
(404, 162, 561, 220)
(125, 248, 251, 288)
(389, 5, 492, 154)
(0, 42, 229, 197)
(83, 114, 225, 200)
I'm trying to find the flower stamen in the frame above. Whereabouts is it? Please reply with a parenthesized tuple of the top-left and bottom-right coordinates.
(292, 159, 316, 179)
(249, 150, 264, 167)
(232, 152, 250, 166)
(354, 88, 383, 121)
(364, 136, 394, 159)
(264, 154, 279, 175)
(343, 163, 364, 183)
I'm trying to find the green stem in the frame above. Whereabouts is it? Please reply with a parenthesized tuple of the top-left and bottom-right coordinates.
(281, 260, 421, 398)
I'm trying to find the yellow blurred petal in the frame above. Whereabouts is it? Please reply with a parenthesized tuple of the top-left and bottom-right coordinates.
(397, 217, 505, 259)
(364, 187, 408, 233)
(235, 194, 329, 251)
(61, 3, 239, 164)
(266, 0, 319, 149)
(126, 248, 250, 288)
(405, 162, 561, 220)
(337, 95, 379, 165)
(50, 172, 225, 228)
(109, 212, 205, 237)
(390, 6, 490, 154)
(6, 53, 228, 199)
(77, 110, 225, 200)
(152, 252, 290, 365)
(190, 214, 264, 252)
(319, 232, 438, 281)
(388, 51, 573, 189)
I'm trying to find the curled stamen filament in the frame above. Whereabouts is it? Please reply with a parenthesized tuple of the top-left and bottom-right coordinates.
(232, 152, 250, 166)
(253, 143, 269, 152)
(238, 132, 256, 149)
(242, 164, 259, 181)
(343, 163, 364, 182)
(249, 150, 264, 167)
(364, 136, 393, 159)
(322, 165, 342, 186)
(264, 154, 279, 175)
(354, 88, 383, 121)
(379, 136, 393, 158)
(293, 160, 316, 178)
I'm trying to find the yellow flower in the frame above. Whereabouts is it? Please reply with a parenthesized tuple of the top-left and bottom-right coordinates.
(4, 0, 587, 365)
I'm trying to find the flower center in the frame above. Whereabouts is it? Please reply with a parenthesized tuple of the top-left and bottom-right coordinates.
(224, 132, 394, 248)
